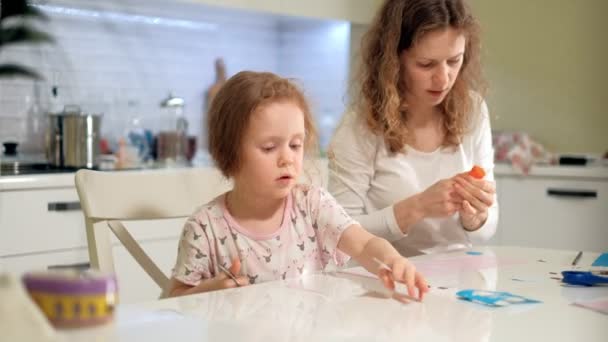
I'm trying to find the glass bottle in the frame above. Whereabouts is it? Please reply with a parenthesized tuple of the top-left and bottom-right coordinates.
(158, 92, 188, 167)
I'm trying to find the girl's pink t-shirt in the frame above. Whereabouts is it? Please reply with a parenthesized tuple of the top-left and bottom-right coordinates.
(172, 184, 356, 286)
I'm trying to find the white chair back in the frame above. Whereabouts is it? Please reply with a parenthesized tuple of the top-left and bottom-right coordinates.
(75, 168, 231, 298)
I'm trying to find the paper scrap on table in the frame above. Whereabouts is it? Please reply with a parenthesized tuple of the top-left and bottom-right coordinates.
(572, 297, 608, 315)
(510, 276, 544, 283)
(456, 289, 541, 307)
(334, 267, 376, 279)
(591, 253, 608, 267)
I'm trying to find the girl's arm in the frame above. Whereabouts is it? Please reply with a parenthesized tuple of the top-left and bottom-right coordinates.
(170, 215, 248, 298)
(337, 224, 429, 300)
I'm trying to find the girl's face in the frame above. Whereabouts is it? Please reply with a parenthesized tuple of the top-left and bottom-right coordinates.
(400, 27, 466, 108)
(234, 100, 305, 199)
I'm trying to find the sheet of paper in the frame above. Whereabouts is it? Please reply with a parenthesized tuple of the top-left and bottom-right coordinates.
(339, 255, 523, 278)
(592, 253, 608, 267)
(412, 255, 523, 276)
(572, 297, 608, 315)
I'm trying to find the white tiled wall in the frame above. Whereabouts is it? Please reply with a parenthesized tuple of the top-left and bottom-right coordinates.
(278, 19, 350, 149)
(0, 0, 350, 154)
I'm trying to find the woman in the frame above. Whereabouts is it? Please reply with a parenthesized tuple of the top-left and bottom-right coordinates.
(328, 0, 498, 257)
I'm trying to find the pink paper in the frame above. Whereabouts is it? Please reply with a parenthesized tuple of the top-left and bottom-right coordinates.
(338, 255, 525, 279)
(411, 255, 525, 276)
(334, 268, 377, 279)
(573, 298, 608, 315)
(413, 255, 497, 276)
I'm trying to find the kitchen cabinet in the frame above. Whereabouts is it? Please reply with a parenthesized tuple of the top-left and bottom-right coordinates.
(0, 174, 89, 274)
(490, 164, 608, 252)
(1, 249, 90, 274)
(192, 0, 381, 24)
(0, 187, 87, 256)
(0, 170, 223, 304)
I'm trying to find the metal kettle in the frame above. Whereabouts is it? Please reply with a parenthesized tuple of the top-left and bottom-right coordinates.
(46, 105, 102, 169)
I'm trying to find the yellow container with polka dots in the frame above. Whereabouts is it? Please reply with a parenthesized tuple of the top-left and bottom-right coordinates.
(22, 270, 117, 328)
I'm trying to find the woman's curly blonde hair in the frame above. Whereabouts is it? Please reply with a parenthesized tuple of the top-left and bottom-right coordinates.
(356, 0, 486, 153)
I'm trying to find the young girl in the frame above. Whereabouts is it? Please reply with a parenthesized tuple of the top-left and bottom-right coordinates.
(167, 71, 428, 300)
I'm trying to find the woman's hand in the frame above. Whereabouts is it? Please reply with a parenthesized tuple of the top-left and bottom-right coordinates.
(378, 256, 429, 301)
(394, 178, 461, 234)
(453, 174, 495, 231)
(418, 178, 462, 218)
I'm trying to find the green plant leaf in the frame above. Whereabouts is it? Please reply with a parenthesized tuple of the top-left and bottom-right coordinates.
(0, 25, 54, 47)
(22, 6, 49, 21)
(1, 0, 48, 21)
(0, 64, 41, 79)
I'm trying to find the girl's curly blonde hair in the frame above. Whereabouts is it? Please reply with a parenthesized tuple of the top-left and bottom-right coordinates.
(356, 0, 486, 153)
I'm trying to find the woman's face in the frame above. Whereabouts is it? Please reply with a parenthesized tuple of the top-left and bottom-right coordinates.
(400, 27, 466, 108)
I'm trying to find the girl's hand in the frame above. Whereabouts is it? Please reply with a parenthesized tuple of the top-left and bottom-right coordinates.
(377, 256, 429, 301)
(453, 174, 495, 230)
(195, 258, 249, 293)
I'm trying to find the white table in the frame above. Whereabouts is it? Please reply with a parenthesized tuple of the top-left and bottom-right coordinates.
(62, 246, 608, 341)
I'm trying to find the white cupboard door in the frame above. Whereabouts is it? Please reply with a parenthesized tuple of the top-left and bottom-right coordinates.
(498, 177, 607, 252)
(0, 188, 87, 256)
(1, 248, 90, 275)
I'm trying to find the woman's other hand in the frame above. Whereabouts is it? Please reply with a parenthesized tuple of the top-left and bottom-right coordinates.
(393, 178, 462, 234)
(453, 173, 495, 230)
(418, 178, 463, 217)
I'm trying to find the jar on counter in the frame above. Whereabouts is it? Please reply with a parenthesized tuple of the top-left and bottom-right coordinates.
(157, 92, 188, 167)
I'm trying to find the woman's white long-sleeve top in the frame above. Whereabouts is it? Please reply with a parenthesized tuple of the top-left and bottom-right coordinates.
(327, 101, 499, 256)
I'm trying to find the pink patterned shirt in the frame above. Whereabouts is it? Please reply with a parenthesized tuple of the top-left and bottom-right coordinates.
(172, 184, 357, 286)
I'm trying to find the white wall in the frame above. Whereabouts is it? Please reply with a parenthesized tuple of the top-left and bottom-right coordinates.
(0, 0, 351, 153)
(278, 19, 350, 149)
(189, 0, 380, 25)
(470, 0, 608, 154)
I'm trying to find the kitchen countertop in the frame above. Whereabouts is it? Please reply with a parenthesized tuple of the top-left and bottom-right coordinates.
(494, 163, 608, 180)
(0, 172, 77, 191)
(0, 167, 199, 191)
(1, 162, 607, 191)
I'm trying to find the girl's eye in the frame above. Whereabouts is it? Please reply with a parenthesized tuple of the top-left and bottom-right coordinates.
(290, 144, 302, 150)
(448, 59, 461, 66)
(417, 63, 433, 69)
(262, 146, 275, 152)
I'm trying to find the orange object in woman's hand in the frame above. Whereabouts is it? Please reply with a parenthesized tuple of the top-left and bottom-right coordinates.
(469, 165, 486, 179)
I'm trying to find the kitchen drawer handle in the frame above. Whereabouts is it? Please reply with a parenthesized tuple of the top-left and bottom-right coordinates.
(47, 201, 81, 211)
(547, 188, 597, 198)
(48, 262, 90, 271)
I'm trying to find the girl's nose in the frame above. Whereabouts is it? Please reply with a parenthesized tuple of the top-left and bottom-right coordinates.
(278, 150, 293, 167)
